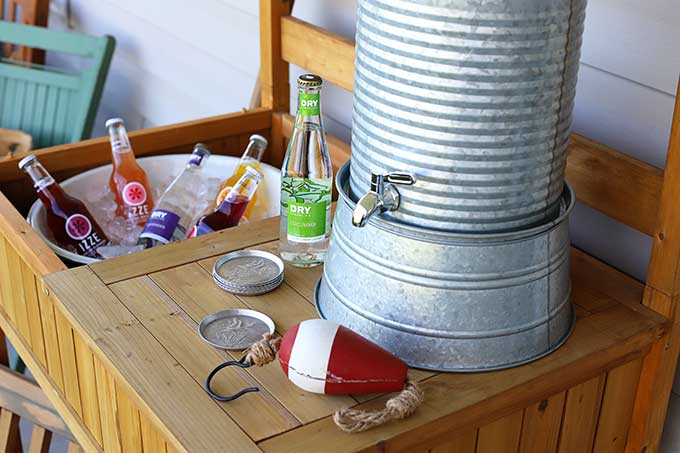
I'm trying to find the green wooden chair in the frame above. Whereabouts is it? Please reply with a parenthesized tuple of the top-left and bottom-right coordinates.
(0, 21, 115, 149)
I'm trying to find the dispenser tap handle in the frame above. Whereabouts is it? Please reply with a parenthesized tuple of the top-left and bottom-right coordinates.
(384, 172, 416, 186)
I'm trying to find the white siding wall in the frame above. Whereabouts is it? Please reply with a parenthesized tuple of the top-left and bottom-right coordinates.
(47, 0, 680, 448)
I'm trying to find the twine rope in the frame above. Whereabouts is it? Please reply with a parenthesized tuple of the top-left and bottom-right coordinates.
(243, 334, 423, 432)
(333, 380, 424, 433)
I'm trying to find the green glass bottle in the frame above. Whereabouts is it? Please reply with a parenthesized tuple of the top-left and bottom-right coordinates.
(279, 74, 333, 268)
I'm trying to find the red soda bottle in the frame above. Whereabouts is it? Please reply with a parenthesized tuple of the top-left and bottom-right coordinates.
(19, 155, 109, 258)
(191, 166, 263, 237)
(106, 118, 154, 227)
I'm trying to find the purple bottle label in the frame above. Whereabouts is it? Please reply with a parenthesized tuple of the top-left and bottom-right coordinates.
(140, 209, 181, 244)
(189, 151, 206, 166)
(194, 221, 214, 238)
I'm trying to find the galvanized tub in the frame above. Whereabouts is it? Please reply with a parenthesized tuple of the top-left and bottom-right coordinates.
(350, 0, 587, 232)
(316, 162, 575, 371)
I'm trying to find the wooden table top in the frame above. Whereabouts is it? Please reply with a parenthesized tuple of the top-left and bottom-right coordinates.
(43, 216, 668, 453)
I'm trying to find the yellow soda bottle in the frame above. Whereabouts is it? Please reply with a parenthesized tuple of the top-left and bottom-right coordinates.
(213, 135, 268, 219)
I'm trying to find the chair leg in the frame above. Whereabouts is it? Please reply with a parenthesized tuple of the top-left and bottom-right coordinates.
(0, 409, 22, 452)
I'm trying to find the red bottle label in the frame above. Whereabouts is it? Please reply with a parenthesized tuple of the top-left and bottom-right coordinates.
(122, 182, 148, 206)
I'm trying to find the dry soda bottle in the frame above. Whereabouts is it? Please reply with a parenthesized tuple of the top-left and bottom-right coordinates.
(280, 74, 333, 267)
(106, 118, 154, 227)
(19, 155, 108, 259)
(137, 144, 211, 248)
(213, 134, 268, 220)
(192, 166, 263, 237)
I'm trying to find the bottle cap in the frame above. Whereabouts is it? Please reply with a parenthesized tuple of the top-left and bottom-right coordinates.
(18, 154, 37, 171)
(249, 134, 268, 148)
(298, 74, 323, 88)
(105, 118, 125, 129)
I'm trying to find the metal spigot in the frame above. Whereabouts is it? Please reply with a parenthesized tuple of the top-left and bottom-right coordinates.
(352, 171, 416, 227)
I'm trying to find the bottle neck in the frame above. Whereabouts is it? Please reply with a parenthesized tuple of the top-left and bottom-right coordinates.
(218, 172, 261, 212)
(108, 124, 134, 159)
(24, 161, 64, 200)
(242, 141, 266, 163)
(295, 86, 323, 127)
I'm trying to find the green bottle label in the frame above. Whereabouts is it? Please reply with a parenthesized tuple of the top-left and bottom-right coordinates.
(282, 177, 332, 242)
(299, 93, 320, 116)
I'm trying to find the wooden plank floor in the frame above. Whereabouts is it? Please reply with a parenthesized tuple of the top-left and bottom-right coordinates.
(43, 216, 668, 453)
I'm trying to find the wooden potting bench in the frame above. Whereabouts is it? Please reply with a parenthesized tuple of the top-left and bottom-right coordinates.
(0, 1, 678, 451)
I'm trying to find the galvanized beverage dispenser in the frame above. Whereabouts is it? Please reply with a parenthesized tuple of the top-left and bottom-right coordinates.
(316, 0, 587, 371)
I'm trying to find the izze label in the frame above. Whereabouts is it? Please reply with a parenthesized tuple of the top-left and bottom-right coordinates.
(139, 209, 181, 244)
(65, 214, 106, 256)
(122, 182, 148, 206)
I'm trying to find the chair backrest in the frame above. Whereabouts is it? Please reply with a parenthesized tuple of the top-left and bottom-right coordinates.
(0, 0, 50, 63)
(0, 21, 115, 149)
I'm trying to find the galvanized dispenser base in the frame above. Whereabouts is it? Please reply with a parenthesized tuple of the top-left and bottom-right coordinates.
(315, 163, 575, 372)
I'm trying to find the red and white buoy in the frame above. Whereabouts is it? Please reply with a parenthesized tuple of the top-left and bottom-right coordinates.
(278, 319, 408, 395)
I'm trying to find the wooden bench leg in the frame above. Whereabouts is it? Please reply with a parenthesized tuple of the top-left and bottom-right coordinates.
(0, 409, 22, 452)
(28, 425, 52, 453)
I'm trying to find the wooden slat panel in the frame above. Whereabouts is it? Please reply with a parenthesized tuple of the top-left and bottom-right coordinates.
(109, 276, 301, 441)
(37, 288, 65, 391)
(518, 392, 566, 453)
(149, 263, 356, 425)
(556, 374, 606, 453)
(477, 411, 523, 453)
(73, 334, 103, 445)
(90, 216, 280, 284)
(54, 308, 83, 417)
(140, 416, 167, 453)
(429, 429, 477, 453)
(5, 242, 32, 347)
(0, 238, 17, 324)
(593, 358, 643, 453)
(20, 261, 47, 367)
(28, 425, 52, 453)
(116, 383, 143, 453)
(281, 16, 355, 92)
(94, 357, 122, 453)
(45, 266, 259, 453)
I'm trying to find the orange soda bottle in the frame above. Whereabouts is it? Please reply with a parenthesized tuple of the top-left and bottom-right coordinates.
(106, 118, 155, 227)
(213, 134, 268, 219)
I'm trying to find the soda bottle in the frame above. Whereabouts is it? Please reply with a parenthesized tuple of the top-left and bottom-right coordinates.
(279, 74, 333, 268)
(192, 166, 263, 237)
(19, 155, 109, 259)
(106, 118, 154, 227)
(137, 144, 211, 248)
(213, 134, 268, 220)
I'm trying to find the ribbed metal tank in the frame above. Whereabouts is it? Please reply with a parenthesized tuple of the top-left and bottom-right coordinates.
(350, 0, 586, 232)
(317, 163, 575, 371)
